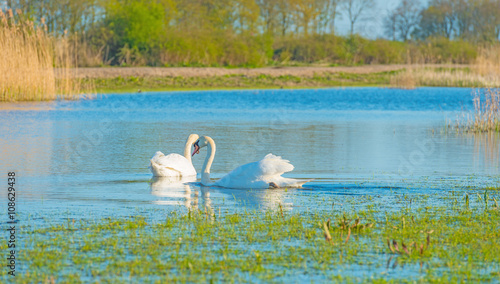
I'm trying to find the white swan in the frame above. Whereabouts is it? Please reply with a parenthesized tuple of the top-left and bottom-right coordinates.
(149, 134, 199, 177)
(193, 136, 311, 189)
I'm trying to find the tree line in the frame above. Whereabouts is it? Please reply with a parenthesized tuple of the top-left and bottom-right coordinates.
(385, 0, 500, 42)
(5, 0, 499, 67)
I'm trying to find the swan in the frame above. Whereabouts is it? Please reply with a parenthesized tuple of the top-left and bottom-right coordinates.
(193, 136, 311, 189)
(149, 134, 199, 177)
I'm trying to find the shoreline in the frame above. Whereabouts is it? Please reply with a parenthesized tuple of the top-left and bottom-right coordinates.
(69, 64, 498, 94)
(2, 64, 497, 100)
(92, 82, 394, 94)
(63, 64, 465, 79)
(85, 69, 397, 93)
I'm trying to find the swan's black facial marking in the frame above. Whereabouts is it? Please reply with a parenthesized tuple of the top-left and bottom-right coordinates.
(192, 141, 200, 156)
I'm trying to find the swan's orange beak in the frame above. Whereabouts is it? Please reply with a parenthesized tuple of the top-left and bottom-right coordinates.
(192, 141, 200, 156)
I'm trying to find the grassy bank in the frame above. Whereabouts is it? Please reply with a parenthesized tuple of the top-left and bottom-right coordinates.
(89, 71, 397, 93)
(88, 67, 499, 93)
(6, 188, 500, 282)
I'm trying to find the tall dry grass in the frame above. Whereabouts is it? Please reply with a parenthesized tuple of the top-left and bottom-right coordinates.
(391, 67, 500, 89)
(474, 46, 500, 78)
(450, 88, 500, 132)
(0, 9, 92, 101)
(391, 45, 500, 89)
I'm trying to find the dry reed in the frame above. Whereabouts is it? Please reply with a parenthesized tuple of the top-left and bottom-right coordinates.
(0, 9, 92, 101)
(475, 46, 500, 77)
(450, 88, 500, 132)
(391, 66, 500, 89)
(391, 46, 500, 89)
(389, 67, 416, 89)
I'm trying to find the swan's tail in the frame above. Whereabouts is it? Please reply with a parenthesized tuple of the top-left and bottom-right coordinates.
(294, 179, 314, 188)
(278, 178, 314, 188)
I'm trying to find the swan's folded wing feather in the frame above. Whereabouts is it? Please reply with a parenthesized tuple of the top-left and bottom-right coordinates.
(150, 153, 196, 176)
(150, 151, 165, 163)
(214, 160, 265, 188)
(258, 153, 294, 176)
(222, 153, 294, 179)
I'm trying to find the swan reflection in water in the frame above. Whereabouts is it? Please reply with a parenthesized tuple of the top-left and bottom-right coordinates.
(150, 176, 211, 210)
(149, 175, 294, 211)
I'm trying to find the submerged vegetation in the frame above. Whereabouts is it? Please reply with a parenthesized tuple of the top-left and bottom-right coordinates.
(6, 189, 500, 282)
(0, 10, 92, 101)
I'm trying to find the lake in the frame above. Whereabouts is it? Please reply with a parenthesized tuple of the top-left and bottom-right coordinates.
(0, 87, 499, 224)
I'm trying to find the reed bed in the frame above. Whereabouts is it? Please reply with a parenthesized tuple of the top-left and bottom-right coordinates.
(391, 46, 500, 89)
(391, 67, 500, 89)
(449, 88, 500, 132)
(0, 9, 91, 102)
(475, 46, 500, 77)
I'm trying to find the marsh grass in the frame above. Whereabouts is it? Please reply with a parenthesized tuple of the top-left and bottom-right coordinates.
(391, 67, 500, 89)
(389, 67, 416, 89)
(449, 88, 500, 132)
(475, 46, 500, 78)
(390, 45, 500, 89)
(7, 189, 500, 282)
(0, 9, 92, 101)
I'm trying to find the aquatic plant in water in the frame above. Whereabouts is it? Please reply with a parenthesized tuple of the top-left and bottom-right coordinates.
(6, 189, 500, 283)
(450, 88, 500, 132)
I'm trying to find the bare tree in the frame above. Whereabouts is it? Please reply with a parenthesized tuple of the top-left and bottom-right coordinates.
(276, 0, 291, 36)
(342, 0, 375, 36)
(470, 0, 500, 42)
(384, 10, 398, 41)
(291, 0, 321, 35)
(453, 0, 472, 39)
(322, 0, 342, 35)
(415, 0, 454, 40)
(385, 0, 421, 41)
(256, 0, 277, 34)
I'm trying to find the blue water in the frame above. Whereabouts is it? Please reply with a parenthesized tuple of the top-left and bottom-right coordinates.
(0, 87, 499, 224)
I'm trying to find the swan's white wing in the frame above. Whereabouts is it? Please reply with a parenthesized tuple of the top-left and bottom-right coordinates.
(258, 153, 294, 177)
(259, 154, 311, 188)
(213, 160, 263, 188)
(213, 153, 297, 189)
(149, 151, 196, 177)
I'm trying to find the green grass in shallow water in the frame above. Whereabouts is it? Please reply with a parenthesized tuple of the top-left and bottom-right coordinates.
(4, 190, 500, 283)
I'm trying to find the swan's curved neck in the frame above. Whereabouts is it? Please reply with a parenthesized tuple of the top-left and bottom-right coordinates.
(202, 137, 216, 174)
(183, 136, 197, 163)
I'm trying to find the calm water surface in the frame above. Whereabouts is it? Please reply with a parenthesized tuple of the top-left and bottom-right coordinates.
(0, 87, 499, 224)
